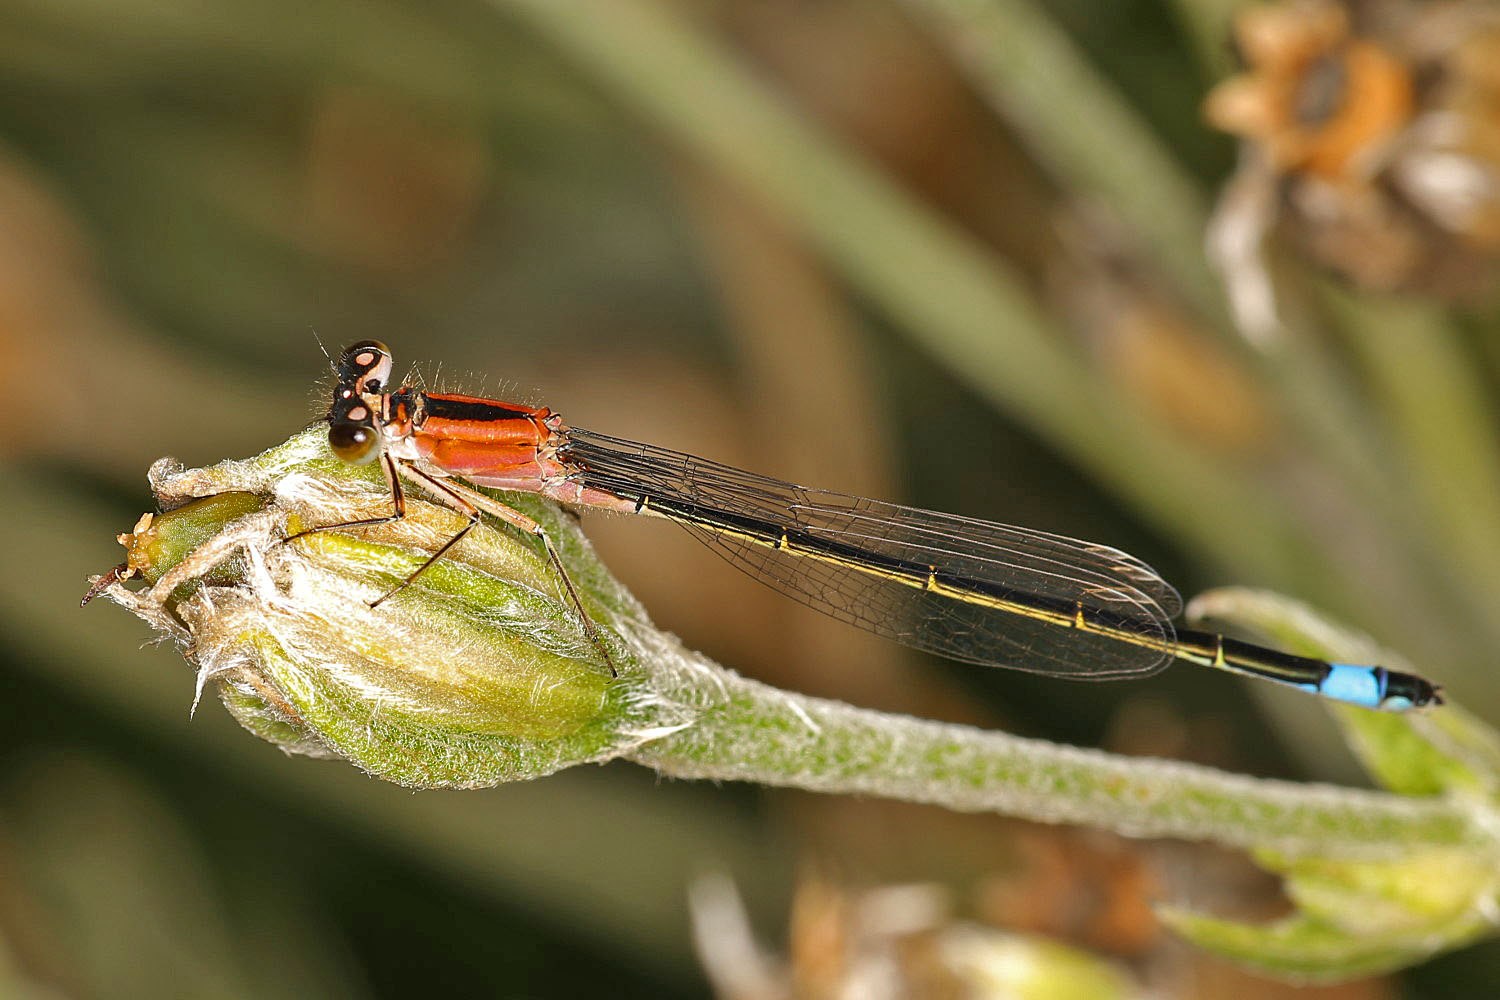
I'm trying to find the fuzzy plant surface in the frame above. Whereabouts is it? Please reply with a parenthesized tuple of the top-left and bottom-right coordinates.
(89, 429, 1500, 982)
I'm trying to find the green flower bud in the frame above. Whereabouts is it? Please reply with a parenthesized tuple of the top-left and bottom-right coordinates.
(89, 429, 694, 788)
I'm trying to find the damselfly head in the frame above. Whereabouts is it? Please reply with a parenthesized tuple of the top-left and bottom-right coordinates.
(327, 342, 392, 463)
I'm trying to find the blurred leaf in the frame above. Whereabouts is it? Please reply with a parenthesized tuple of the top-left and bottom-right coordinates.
(1160, 846, 1499, 983)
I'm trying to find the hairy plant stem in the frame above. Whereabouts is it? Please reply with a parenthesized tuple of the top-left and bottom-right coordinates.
(630, 658, 1486, 860)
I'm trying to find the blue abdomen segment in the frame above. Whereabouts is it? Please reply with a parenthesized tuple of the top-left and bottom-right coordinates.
(1301, 663, 1385, 709)
(1301, 664, 1440, 711)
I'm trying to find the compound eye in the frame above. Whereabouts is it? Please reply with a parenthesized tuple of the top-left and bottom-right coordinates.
(336, 341, 393, 391)
(329, 421, 381, 465)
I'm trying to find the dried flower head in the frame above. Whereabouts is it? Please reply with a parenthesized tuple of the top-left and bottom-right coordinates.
(1205, 0, 1500, 335)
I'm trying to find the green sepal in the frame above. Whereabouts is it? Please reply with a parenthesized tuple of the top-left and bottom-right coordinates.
(126, 492, 265, 598)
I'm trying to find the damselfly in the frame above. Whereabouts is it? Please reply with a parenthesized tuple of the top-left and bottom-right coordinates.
(296, 341, 1441, 711)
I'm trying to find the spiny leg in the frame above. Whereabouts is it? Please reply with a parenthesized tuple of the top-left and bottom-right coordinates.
(280, 454, 479, 609)
(399, 466, 618, 677)
(538, 535, 617, 678)
(283, 452, 409, 542)
(368, 467, 480, 609)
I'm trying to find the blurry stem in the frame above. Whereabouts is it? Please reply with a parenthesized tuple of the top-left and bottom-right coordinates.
(1165, 0, 1239, 78)
(671, 162, 896, 501)
(630, 666, 1485, 860)
(895, 0, 1222, 320)
(492, 0, 1364, 602)
(1330, 296, 1500, 661)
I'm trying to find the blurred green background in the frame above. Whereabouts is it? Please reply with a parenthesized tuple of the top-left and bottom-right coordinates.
(7, 0, 1500, 995)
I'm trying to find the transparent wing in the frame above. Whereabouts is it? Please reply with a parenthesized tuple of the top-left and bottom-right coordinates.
(564, 429, 1181, 679)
